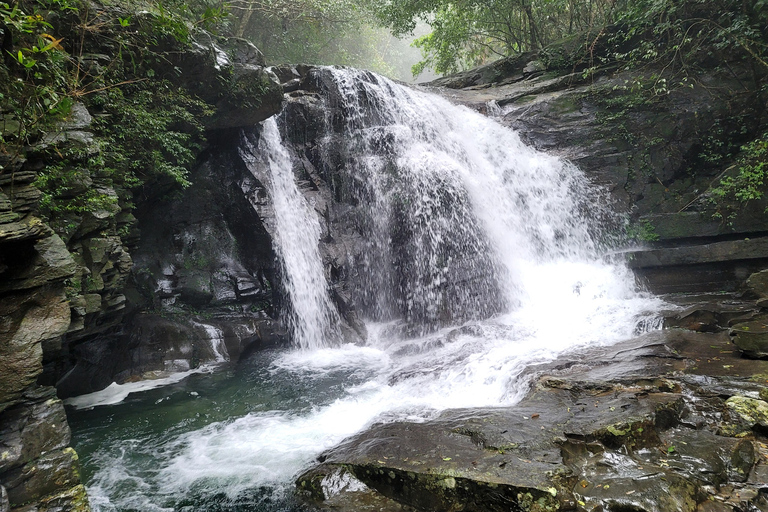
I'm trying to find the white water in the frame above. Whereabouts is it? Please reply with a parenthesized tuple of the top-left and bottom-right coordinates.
(194, 322, 229, 363)
(240, 120, 342, 350)
(78, 68, 665, 511)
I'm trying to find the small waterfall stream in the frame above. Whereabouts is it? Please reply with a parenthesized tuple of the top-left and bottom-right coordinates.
(240, 119, 342, 350)
(69, 67, 665, 512)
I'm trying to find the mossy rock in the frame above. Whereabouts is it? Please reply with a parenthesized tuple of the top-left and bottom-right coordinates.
(721, 396, 768, 436)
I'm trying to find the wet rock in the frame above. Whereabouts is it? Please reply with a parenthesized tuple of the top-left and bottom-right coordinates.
(730, 321, 768, 359)
(722, 396, 768, 436)
(0, 389, 71, 474)
(4, 448, 81, 506)
(11, 483, 90, 512)
(0, 486, 8, 512)
(164, 33, 283, 131)
(729, 439, 756, 483)
(301, 386, 687, 512)
(298, 321, 768, 511)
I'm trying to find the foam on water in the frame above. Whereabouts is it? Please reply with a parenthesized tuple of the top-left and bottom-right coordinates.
(74, 67, 666, 511)
(65, 368, 215, 410)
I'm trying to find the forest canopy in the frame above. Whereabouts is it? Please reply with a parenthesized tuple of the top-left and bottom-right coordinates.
(161, 0, 768, 79)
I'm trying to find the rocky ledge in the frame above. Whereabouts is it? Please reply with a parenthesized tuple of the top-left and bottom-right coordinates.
(297, 293, 768, 512)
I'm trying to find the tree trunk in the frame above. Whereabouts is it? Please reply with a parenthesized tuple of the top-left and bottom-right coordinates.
(234, 1, 256, 38)
(521, 0, 539, 50)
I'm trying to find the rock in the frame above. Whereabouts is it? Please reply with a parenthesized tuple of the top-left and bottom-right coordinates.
(696, 500, 734, 512)
(523, 60, 546, 75)
(301, 386, 687, 512)
(58, 103, 92, 131)
(164, 33, 283, 131)
(0, 486, 8, 512)
(4, 448, 81, 506)
(11, 483, 90, 512)
(0, 389, 71, 474)
(747, 269, 768, 298)
(729, 439, 756, 483)
(722, 396, 768, 436)
(0, 233, 76, 293)
(0, 286, 70, 408)
(626, 237, 768, 269)
(730, 321, 768, 358)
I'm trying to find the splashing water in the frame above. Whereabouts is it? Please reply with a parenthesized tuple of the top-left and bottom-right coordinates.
(70, 67, 665, 512)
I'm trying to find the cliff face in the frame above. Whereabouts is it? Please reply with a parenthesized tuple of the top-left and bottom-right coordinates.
(0, 164, 89, 511)
(0, 2, 284, 509)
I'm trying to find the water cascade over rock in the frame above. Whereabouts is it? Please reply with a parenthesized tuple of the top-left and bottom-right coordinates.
(68, 68, 667, 512)
(244, 67, 619, 345)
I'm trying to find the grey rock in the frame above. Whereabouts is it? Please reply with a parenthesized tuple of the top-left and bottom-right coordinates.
(0, 286, 69, 407)
(747, 269, 768, 299)
(0, 388, 71, 474)
(730, 321, 768, 358)
(0, 233, 76, 293)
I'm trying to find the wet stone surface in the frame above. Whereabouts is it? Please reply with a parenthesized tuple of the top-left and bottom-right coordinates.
(298, 295, 768, 512)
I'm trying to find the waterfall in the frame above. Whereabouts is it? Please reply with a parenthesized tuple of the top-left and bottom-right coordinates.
(242, 66, 623, 344)
(299, 68, 612, 331)
(73, 67, 665, 512)
(240, 120, 342, 350)
(193, 322, 229, 363)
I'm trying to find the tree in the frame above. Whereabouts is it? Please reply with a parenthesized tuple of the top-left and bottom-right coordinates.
(368, 0, 619, 75)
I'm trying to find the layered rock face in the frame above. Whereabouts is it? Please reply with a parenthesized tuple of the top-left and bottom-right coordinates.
(0, 164, 88, 510)
(0, 7, 284, 510)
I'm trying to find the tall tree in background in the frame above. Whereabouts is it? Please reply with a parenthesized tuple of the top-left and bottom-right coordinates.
(368, 0, 620, 75)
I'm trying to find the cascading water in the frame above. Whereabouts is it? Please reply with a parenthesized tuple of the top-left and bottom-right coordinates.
(240, 120, 342, 350)
(69, 67, 665, 512)
(316, 67, 612, 329)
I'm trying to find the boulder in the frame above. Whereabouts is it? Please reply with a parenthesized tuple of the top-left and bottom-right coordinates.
(730, 321, 768, 358)
(747, 269, 768, 298)
(722, 396, 768, 435)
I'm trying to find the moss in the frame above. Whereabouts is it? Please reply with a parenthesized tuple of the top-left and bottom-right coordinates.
(725, 396, 768, 428)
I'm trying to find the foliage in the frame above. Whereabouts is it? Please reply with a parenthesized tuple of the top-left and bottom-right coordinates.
(0, 1, 77, 150)
(1, 0, 220, 228)
(230, 0, 411, 79)
(626, 219, 659, 243)
(368, 0, 768, 78)
(92, 83, 213, 189)
(34, 149, 119, 217)
(369, 0, 620, 76)
(709, 132, 768, 220)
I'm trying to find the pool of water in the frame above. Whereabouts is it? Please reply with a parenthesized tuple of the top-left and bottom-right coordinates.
(69, 262, 664, 512)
